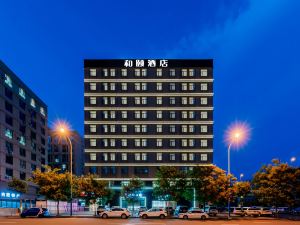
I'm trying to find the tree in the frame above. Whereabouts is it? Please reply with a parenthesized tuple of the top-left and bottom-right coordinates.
(8, 177, 28, 212)
(232, 181, 251, 207)
(153, 166, 188, 202)
(74, 174, 111, 215)
(30, 167, 70, 215)
(252, 159, 300, 212)
(121, 177, 144, 212)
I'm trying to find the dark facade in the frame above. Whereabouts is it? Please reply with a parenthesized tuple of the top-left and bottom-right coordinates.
(48, 130, 84, 176)
(0, 60, 48, 208)
(84, 59, 213, 186)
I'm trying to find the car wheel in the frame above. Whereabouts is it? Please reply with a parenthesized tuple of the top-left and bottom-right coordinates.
(102, 213, 108, 219)
(142, 214, 148, 219)
(159, 214, 165, 219)
(183, 215, 188, 219)
(121, 214, 127, 219)
(201, 215, 206, 220)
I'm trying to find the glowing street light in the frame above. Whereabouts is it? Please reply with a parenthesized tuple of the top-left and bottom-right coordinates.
(224, 121, 251, 219)
(53, 120, 73, 216)
(240, 173, 244, 181)
(291, 157, 296, 163)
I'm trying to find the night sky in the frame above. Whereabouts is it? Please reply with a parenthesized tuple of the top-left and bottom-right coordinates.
(1, 0, 300, 179)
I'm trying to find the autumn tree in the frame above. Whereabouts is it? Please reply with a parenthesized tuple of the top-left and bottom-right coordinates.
(232, 181, 251, 207)
(252, 159, 300, 212)
(121, 177, 144, 212)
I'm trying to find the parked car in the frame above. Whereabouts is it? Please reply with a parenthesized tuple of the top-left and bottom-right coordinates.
(99, 207, 130, 219)
(178, 208, 209, 220)
(165, 206, 174, 215)
(245, 207, 272, 217)
(291, 207, 300, 215)
(97, 206, 108, 215)
(20, 208, 50, 218)
(233, 207, 249, 216)
(271, 207, 290, 214)
(139, 208, 167, 219)
(207, 206, 218, 216)
(174, 205, 189, 216)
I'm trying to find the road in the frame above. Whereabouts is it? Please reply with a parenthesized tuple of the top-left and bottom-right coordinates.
(0, 218, 300, 225)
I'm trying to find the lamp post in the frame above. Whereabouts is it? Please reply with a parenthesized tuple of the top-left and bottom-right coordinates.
(240, 173, 244, 181)
(54, 120, 73, 216)
(291, 157, 296, 163)
(225, 121, 250, 219)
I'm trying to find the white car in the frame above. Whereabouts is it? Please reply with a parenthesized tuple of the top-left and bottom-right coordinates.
(178, 208, 209, 220)
(99, 207, 130, 219)
(233, 207, 249, 216)
(245, 207, 272, 217)
(140, 208, 167, 219)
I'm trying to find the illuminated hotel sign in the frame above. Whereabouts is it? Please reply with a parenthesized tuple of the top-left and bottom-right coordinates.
(1, 192, 20, 199)
(124, 59, 168, 68)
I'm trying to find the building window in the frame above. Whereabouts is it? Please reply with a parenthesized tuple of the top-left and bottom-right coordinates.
(122, 153, 127, 161)
(182, 111, 188, 119)
(170, 111, 176, 119)
(141, 69, 147, 76)
(156, 139, 163, 147)
(103, 153, 108, 161)
(110, 111, 116, 118)
(156, 111, 163, 119)
(135, 69, 140, 76)
(110, 83, 116, 90)
(201, 125, 208, 133)
(201, 83, 208, 91)
(201, 139, 208, 147)
(201, 111, 208, 119)
(189, 97, 195, 105)
(189, 153, 194, 161)
(30, 98, 36, 108)
(142, 97, 147, 104)
(189, 111, 195, 119)
(90, 139, 97, 147)
(103, 83, 108, 91)
(4, 74, 12, 88)
(142, 83, 147, 90)
(170, 69, 175, 76)
(121, 111, 127, 119)
(135, 111, 141, 119)
(182, 139, 188, 147)
(121, 69, 127, 76)
(156, 97, 162, 105)
(90, 111, 96, 119)
(90, 125, 97, 133)
(90, 68, 96, 76)
(157, 153, 162, 161)
(5, 128, 13, 139)
(156, 69, 162, 76)
(182, 153, 188, 161)
(103, 69, 108, 76)
(121, 83, 127, 90)
(182, 125, 188, 133)
(189, 125, 195, 133)
(182, 97, 188, 105)
(110, 139, 116, 147)
(157, 83, 163, 91)
(142, 139, 147, 147)
(169, 97, 175, 105)
(110, 69, 115, 77)
(142, 153, 147, 161)
(90, 97, 97, 105)
(201, 69, 208, 77)
(135, 83, 141, 91)
(156, 125, 162, 133)
(142, 111, 147, 118)
(135, 97, 141, 105)
(189, 69, 194, 76)
(20, 159, 26, 169)
(110, 97, 115, 105)
(90, 153, 97, 161)
(201, 97, 208, 105)
(169, 83, 176, 91)
(169, 125, 176, 133)
(121, 139, 127, 147)
(170, 153, 175, 161)
(135, 153, 141, 161)
(141, 125, 147, 133)
(189, 139, 195, 147)
(169, 139, 176, 147)
(135, 125, 141, 133)
(189, 83, 195, 90)
(19, 88, 26, 99)
(121, 125, 127, 133)
(201, 154, 208, 161)
(19, 136, 26, 146)
(135, 139, 141, 147)
(90, 83, 97, 91)
(40, 107, 46, 116)
(182, 83, 188, 91)
(110, 153, 115, 161)
(121, 97, 127, 105)
(181, 69, 187, 77)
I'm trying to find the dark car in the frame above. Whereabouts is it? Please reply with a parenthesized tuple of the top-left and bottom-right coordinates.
(21, 208, 50, 218)
(174, 206, 189, 216)
(97, 206, 107, 215)
(165, 206, 174, 215)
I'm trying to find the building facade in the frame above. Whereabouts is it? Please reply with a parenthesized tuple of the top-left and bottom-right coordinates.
(48, 130, 84, 176)
(84, 59, 213, 206)
(0, 61, 48, 208)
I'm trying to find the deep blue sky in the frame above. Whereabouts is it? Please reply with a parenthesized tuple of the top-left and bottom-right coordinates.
(1, 0, 300, 179)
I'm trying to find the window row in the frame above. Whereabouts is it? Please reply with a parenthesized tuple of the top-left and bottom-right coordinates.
(89, 152, 208, 162)
(89, 138, 209, 147)
(89, 68, 208, 77)
(88, 82, 208, 92)
(88, 124, 209, 133)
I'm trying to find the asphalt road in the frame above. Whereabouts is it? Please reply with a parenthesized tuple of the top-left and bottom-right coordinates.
(0, 218, 300, 225)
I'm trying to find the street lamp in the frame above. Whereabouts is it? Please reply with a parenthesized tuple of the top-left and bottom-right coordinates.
(54, 120, 73, 216)
(225, 121, 250, 219)
(291, 157, 296, 163)
(240, 173, 244, 181)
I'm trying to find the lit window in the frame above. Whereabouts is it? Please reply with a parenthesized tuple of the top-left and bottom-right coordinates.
(201, 83, 208, 91)
(182, 125, 188, 133)
(121, 125, 127, 133)
(142, 153, 147, 161)
(135, 139, 141, 147)
(135, 111, 141, 119)
(142, 139, 147, 147)
(121, 69, 127, 76)
(142, 111, 147, 118)
(90, 125, 97, 133)
(90, 68, 96, 76)
(170, 125, 176, 133)
(135, 83, 141, 91)
(170, 111, 176, 119)
(156, 97, 162, 105)
(182, 139, 188, 147)
(110, 125, 115, 133)
(189, 153, 194, 161)
(141, 97, 147, 104)
(19, 136, 26, 145)
(30, 99, 36, 108)
(170, 153, 175, 161)
(90, 139, 97, 147)
(90, 153, 96, 161)
(90, 111, 96, 119)
(182, 111, 188, 119)
(135, 125, 141, 133)
(110, 97, 115, 105)
(121, 97, 127, 105)
(90, 83, 97, 91)
(169, 83, 176, 91)
(182, 153, 188, 161)
(157, 153, 162, 161)
(170, 69, 175, 76)
(135, 153, 141, 161)
(157, 69, 162, 76)
(201, 139, 208, 147)
(121, 111, 127, 119)
(19, 88, 26, 99)
(189, 97, 195, 105)
(110, 111, 116, 118)
(169, 97, 175, 105)
(189, 69, 194, 76)
(103, 69, 108, 76)
(201, 111, 208, 119)
(121, 139, 127, 147)
(189, 139, 195, 147)
(110, 139, 115, 147)
(110, 153, 115, 161)
(110, 83, 115, 90)
(103, 139, 108, 147)
(103, 83, 108, 91)
(156, 125, 162, 133)
(182, 97, 188, 105)
(189, 83, 195, 90)
(103, 153, 108, 161)
(40, 107, 46, 116)
(103, 111, 108, 119)
(4, 75, 12, 88)
(169, 139, 176, 147)
(135, 69, 140, 76)
(5, 128, 13, 139)
(110, 69, 115, 77)
(157, 139, 163, 147)
(135, 97, 141, 105)
(103, 125, 108, 133)
(121, 83, 127, 90)
(189, 111, 195, 119)
(157, 83, 163, 91)
(189, 125, 195, 133)
(157, 111, 163, 119)
(90, 97, 97, 105)
(122, 153, 127, 161)
(201, 69, 208, 77)
(201, 125, 208, 133)
(182, 69, 187, 76)
(141, 69, 147, 76)
(141, 125, 147, 133)
(201, 154, 208, 161)
(182, 83, 188, 91)
(201, 97, 208, 105)
(142, 83, 147, 90)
